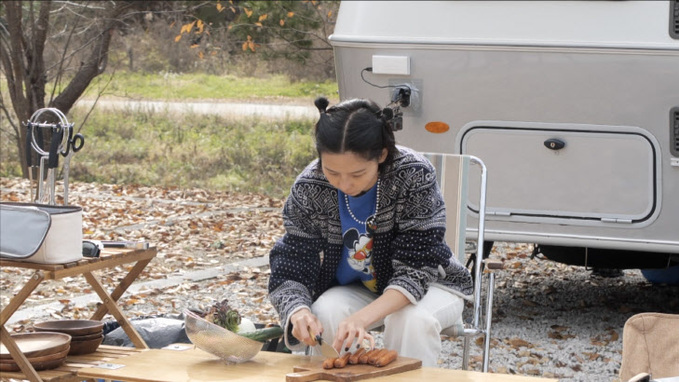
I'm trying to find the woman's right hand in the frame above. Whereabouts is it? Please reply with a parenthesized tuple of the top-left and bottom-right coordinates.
(290, 308, 323, 347)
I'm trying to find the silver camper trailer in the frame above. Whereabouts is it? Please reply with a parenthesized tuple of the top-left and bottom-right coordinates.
(329, 1, 679, 269)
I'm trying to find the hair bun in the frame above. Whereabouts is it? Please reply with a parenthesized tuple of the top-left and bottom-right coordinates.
(314, 97, 329, 113)
(381, 107, 394, 121)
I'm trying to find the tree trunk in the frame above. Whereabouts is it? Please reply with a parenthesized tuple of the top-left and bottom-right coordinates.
(1, 1, 51, 178)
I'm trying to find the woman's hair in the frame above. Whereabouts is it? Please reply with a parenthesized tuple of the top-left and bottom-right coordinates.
(313, 97, 398, 172)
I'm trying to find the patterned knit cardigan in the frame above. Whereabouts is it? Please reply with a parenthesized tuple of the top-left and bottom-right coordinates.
(268, 146, 473, 347)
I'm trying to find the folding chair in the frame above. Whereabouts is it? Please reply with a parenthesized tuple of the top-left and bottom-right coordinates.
(619, 312, 679, 381)
(425, 153, 503, 372)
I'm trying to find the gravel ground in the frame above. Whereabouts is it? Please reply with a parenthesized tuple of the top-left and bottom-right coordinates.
(2, 179, 678, 382)
(439, 242, 678, 381)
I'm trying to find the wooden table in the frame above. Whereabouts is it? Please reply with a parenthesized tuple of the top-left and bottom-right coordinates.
(1, 247, 157, 382)
(78, 346, 559, 382)
(0, 345, 145, 382)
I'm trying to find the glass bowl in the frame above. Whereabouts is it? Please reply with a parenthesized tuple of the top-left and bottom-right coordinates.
(183, 309, 262, 364)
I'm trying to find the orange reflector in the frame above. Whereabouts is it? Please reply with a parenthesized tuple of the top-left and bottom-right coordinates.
(425, 121, 449, 134)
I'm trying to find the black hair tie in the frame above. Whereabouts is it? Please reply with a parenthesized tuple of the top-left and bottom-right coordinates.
(380, 107, 394, 121)
(314, 97, 329, 113)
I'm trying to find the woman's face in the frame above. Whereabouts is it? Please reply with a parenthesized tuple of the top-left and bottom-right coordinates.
(321, 150, 387, 197)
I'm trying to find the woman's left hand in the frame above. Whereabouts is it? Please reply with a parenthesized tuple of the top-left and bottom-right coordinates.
(332, 289, 410, 352)
(333, 315, 375, 352)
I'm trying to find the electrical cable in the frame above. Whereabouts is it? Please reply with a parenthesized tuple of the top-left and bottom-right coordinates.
(360, 67, 411, 110)
(360, 67, 403, 90)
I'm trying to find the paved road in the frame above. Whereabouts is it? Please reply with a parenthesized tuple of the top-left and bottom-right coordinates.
(74, 99, 318, 120)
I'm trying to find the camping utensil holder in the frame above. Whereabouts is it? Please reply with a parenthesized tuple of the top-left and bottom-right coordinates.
(25, 107, 84, 205)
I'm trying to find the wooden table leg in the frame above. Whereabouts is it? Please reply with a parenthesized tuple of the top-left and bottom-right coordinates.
(0, 271, 44, 326)
(89, 258, 152, 321)
(1, 324, 42, 382)
(0, 271, 45, 381)
(83, 271, 149, 349)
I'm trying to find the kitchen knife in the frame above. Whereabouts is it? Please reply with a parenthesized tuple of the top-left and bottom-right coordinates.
(315, 334, 340, 358)
(101, 240, 150, 250)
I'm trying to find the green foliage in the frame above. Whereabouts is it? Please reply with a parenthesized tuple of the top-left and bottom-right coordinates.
(89, 72, 337, 101)
(54, 107, 317, 198)
(0, 130, 22, 177)
(1, 72, 334, 198)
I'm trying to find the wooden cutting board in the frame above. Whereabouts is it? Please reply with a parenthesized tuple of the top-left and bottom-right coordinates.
(286, 356, 422, 382)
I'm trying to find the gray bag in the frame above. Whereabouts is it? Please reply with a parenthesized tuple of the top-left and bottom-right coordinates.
(0, 202, 83, 264)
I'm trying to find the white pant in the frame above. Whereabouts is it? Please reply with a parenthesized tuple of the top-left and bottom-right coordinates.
(310, 284, 464, 367)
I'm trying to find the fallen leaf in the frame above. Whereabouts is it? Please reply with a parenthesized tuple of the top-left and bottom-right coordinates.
(508, 337, 532, 348)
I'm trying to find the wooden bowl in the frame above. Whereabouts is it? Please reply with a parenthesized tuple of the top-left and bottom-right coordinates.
(0, 347, 69, 372)
(70, 331, 104, 342)
(68, 335, 103, 355)
(33, 320, 104, 336)
(0, 332, 71, 360)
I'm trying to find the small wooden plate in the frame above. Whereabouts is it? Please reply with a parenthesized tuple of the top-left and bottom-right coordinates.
(0, 347, 70, 365)
(0, 354, 67, 372)
(33, 319, 104, 336)
(0, 332, 71, 360)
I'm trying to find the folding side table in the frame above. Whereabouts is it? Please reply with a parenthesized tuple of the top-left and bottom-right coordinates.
(1, 247, 157, 382)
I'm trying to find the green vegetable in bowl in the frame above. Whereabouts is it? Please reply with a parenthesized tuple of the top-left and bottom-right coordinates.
(202, 299, 284, 343)
(205, 299, 242, 332)
(238, 326, 285, 343)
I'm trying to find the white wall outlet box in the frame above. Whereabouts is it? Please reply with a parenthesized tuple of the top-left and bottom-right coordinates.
(372, 55, 410, 75)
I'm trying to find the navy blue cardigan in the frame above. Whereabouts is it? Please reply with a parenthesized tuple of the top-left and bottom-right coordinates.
(268, 147, 473, 347)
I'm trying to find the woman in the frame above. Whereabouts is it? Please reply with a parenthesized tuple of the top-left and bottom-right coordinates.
(268, 97, 473, 366)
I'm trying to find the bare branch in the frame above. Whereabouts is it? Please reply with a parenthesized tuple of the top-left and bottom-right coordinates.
(77, 66, 117, 135)
(48, 1, 85, 104)
(53, 1, 107, 12)
(51, 1, 137, 114)
(0, 91, 20, 140)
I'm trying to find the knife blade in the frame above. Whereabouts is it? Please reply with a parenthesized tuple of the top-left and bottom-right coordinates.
(315, 334, 340, 358)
